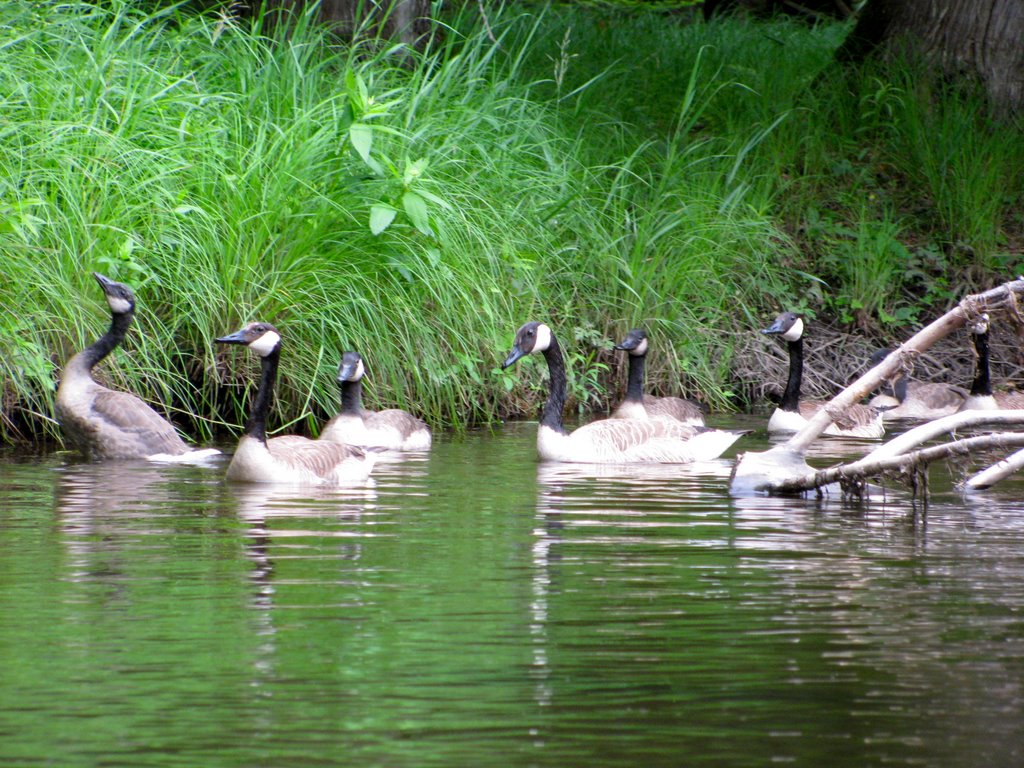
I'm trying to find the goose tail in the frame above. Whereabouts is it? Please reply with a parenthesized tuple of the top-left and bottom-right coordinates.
(147, 448, 223, 464)
(686, 429, 748, 461)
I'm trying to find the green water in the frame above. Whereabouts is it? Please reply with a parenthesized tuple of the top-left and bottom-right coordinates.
(1, 419, 1022, 767)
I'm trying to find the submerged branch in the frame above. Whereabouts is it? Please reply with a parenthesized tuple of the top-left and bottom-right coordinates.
(771, 432, 1024, 495)
(964, 446, 1024, 490)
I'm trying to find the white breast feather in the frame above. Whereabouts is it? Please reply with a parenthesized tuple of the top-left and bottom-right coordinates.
(767, 408, 809, 435)
(960, 394, 998, 411)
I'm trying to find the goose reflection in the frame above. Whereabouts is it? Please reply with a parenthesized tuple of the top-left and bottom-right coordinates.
(55, 461, 219, 570)
(225, 481, 379, 524)
(53, 460, 228, 608)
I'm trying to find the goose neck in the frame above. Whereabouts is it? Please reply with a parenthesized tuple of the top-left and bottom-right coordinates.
(339, 379, 364, 414)
(892, 374, 909, 403)
(540, 336, 568, 434)
(245, 348, 280, 443)
(80, 310, 134, 371)
(969, 329, 992, 397)
(624, 353, 646, 403)
(779, 337, 803, 412)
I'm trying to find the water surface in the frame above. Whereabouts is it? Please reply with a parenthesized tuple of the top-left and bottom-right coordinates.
(1, 419, 1022, 766)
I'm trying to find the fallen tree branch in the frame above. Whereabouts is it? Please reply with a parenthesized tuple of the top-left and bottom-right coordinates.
(964, 446, 1024, 490)
(862, 409, 1024, 461)
(731, 277, 1024, 494)
(770, 432, 1024, 496)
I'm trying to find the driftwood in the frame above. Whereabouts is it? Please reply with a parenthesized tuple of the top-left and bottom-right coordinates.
(768, 412, 1024, 496)
(965, 445, 1024, 490)
(730, 277, 1024, 495)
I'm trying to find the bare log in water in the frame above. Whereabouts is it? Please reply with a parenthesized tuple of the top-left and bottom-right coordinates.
(772, 432, 1024, 496)
(964, 446, 1024, 490)
(731, 277, 1024, 494)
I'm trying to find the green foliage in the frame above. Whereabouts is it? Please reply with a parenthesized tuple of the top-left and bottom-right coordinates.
(803, 207, 915, 327)
(0, 1, 1019, 444)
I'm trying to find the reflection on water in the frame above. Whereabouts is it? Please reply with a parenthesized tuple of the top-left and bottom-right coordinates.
(0, 425, 1022, 767)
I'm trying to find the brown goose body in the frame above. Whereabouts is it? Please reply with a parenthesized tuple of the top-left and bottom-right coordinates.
(611, 329, 705, 426)
(55, 273, 202, 461)
(217, 323, 377, 486)
(319, 351, 431, 451)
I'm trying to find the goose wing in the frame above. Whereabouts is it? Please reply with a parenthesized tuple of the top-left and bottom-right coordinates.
(642, 394, 706, 425)
(267, 436, 372, 482)
(906, 382, 967, 411)
(996, 391, 1024, 409)
(802, 400, 885, 438)
(90, 388, 189, 456)
(364, 409, 429, 438)
(570, 418, 730, 463)
(876, 382, 966, 419)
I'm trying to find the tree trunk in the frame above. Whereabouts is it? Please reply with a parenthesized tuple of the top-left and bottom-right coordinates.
(836, 0, 1024, 115)
(266, 0, 430, 49)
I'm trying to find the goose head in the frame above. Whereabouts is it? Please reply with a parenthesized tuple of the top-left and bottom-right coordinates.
(93, 272, 136, 315)
(969, 313, 990, 335)
(502, 321, 553, 368)
(614, 328, 649, 356)
(761, 311, 804, 342)
(336, 351, 366, 383)
(216, 322, 282, 357)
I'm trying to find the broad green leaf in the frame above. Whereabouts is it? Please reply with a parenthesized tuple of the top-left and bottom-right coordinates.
(349, 123, 373, 163)
(413, 188, 453, 211)
(402, 191, 432, 236)
(369, 205, 397, 235)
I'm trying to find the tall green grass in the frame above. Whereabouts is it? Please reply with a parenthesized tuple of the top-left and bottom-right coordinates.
(0, 1, 1020, 445)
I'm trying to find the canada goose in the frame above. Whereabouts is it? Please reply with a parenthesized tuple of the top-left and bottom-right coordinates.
(501, 321, 744, 463)
(319, 350, 432, 451)
(866, 348, 965, 419)
(761, 311, 885, 438)
(611, 328, 705, 426)
(55, 272, 220, 462)
(216, 322, 377, 485)
(959, 314, 1024, 410)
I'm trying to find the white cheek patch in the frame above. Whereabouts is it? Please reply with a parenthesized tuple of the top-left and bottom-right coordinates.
(782, 317, 804, 342)
(249, 330, 281, 357)
(353, 360, 365, 380)
(107, 296, 132, 314)
(632, 338, 648, 356)
(534, 323, 552, 352)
